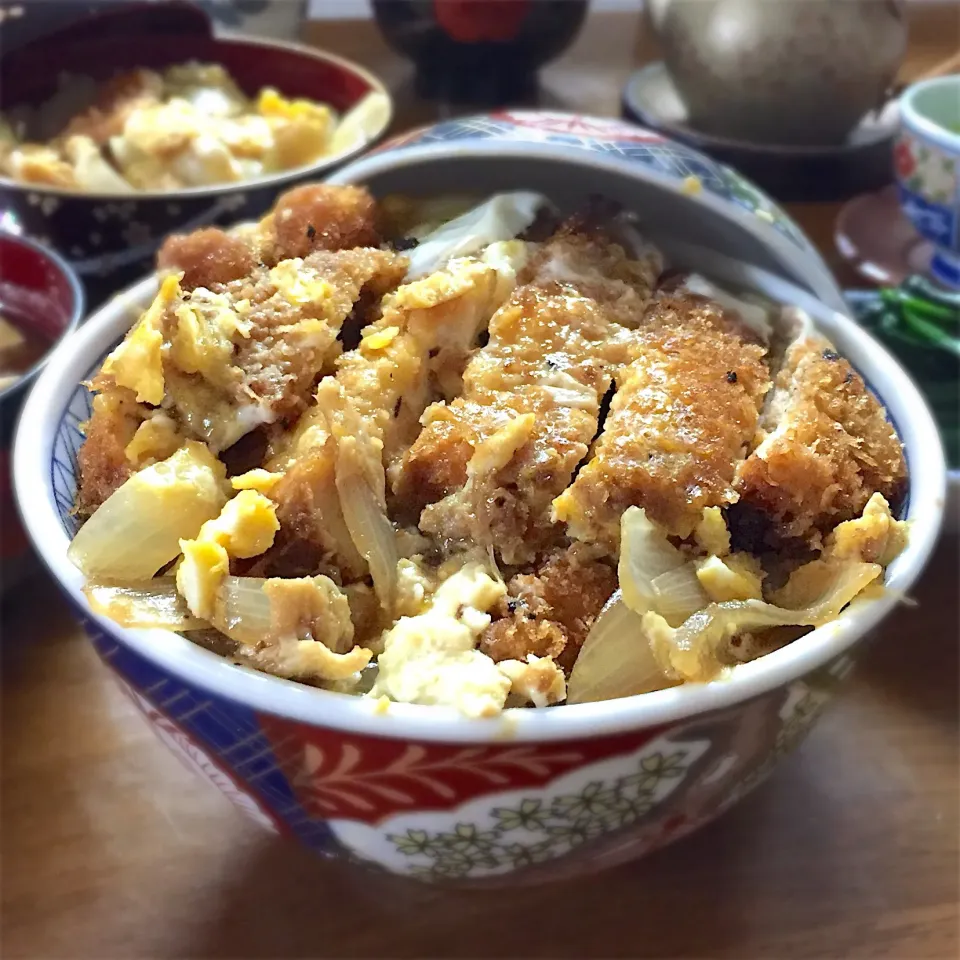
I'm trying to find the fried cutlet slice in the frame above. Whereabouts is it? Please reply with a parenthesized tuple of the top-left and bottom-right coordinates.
(553, 293, 770, 549)
(480, 546, 617, 673)
(159, 246, 406, 451)
(157, 227, 258, 292)
(157, 184, 382, 290)
(396, 227, 661, 564)
(76, 381, 144, 514)
(733, 334, 907, 548)
(264, 248, 526, 583)
(518, 218, 662, 328)
(78, 248, 406, 512)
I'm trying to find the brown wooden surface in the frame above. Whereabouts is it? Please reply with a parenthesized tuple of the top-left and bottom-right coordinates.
(2, 7, 959, 959)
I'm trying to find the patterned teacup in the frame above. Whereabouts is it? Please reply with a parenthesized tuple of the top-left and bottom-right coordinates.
(896, 76, 960, 288)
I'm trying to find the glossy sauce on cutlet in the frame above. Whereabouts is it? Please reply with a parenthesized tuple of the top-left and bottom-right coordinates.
(735, 337, 907, 546)
(553, 293, 770, 546)
(398, 227, 660, 564)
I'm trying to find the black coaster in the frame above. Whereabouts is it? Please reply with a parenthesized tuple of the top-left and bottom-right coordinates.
(621, 62, 898, 203)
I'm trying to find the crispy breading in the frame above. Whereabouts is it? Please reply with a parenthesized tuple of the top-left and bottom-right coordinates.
(480, 547, 617, 672)
(157, 184, 382, 290)
(519, 220, 662, 328)
(159, 246, 406, 450)
(157, 228, 257, 291)
(734, 335, 907, 547)
(398, 227, 660, 563)
(79, 245, 405, 516)
(266, 253, 518, 580)
(76, 381, 145, 514)
(553, 293, 770, 548)
(261, 184, 381, 262)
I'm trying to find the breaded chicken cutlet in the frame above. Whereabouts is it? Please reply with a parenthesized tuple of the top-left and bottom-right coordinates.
(396, 224, 662, 564)
(553, 292, 771, 548)
(157, 184, 382, 290)
(258, 244, 528, 583)
(77, 184, 405, 514)
(733, 334, 907, 548)
(480, 546, 617, 673)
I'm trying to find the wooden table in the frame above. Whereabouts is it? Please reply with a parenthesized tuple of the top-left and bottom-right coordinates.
(3, 7, 959, 959)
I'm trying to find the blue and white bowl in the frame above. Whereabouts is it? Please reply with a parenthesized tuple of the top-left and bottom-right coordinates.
(11, 114, 948, 884)
(895, 76, 960, 289)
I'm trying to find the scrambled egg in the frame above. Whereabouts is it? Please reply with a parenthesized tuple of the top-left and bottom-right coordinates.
(696, 553, 764, 603)
(101, 273, 181, 404)
(825, 493, 907, 566)
(170, 288, 250, 387)
(1, 64, 350, 192)
(694, 506, 730, 557)
(360, 325, 400, 351)
(370, 562, 510, 716)
(177, 490, 279, 620)
(394, 558, 434, 618)
(772, 494, 905, 610)
(124, 413, 182, 467)
(231, 468, 284, 493)
(467, 413, 536, 480)
(269, 260, 334, 310)
(499, 655, 566, 707)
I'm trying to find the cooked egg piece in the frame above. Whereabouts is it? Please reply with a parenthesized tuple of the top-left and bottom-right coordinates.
(101, 273, 181, 405)
(176, 490, 280, 619)
(695, 553, 764, 603)
(500, 655, 566, 707)
(370, 562, 510, 716)
(231, 468, 284, 493)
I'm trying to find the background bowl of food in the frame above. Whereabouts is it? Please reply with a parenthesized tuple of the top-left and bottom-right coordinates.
(13, 115, 945, 885)
(0, 230, 83, 581)
(0, 1, 391, 300)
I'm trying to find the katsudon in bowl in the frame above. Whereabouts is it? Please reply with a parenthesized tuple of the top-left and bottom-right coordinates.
(13, 166, 943, 882)
(31, 182, 922, 712)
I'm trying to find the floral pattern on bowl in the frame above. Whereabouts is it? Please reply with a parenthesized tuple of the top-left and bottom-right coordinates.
(83, 599, 849, 885)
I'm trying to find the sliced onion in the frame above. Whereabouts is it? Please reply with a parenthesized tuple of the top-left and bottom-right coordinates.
(335, 439, 397, 608)
(681, 274, 773, 341)
(404, 192, 547, 279)
(215, 574, 355, 658)
(650, 564, 710, 625)
(647, 560, 882, 682)
(618, 506, 686, 615)
(68, 442, 227, 581)
(316, 380, 397, 607)
(84, 578, 205, 631)
(215, 575, 271, 645)
(567, 593, 676, 704)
